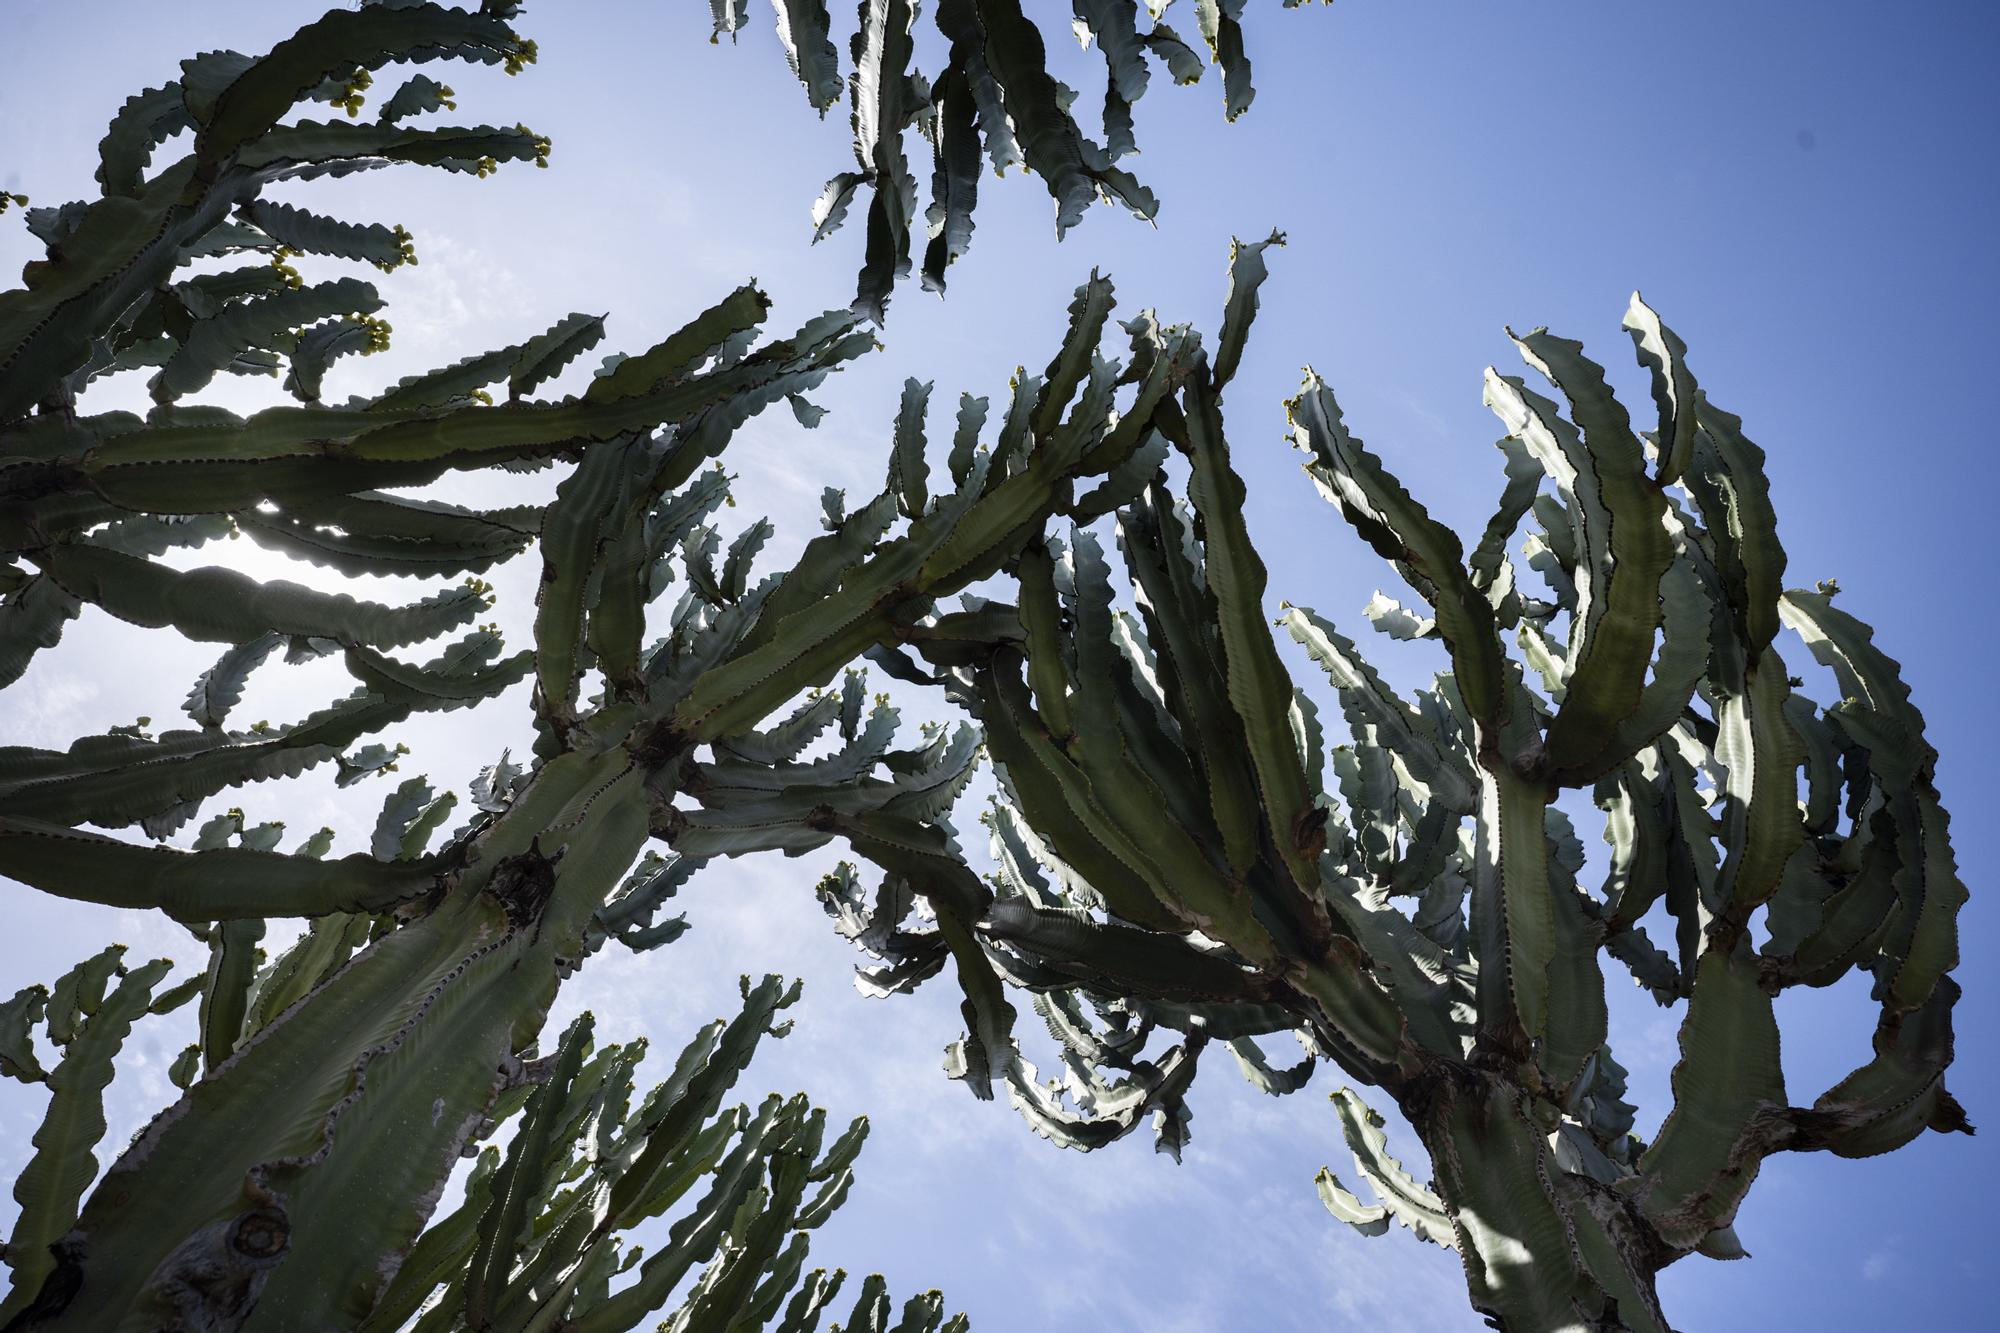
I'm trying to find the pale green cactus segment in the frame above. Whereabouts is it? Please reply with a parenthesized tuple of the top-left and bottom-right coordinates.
(1179, 365, 1323, 895)
(1326, 1087, 1454, 1248)
(33, 541, 485, 648)
(1211, 230, 1285, 391)
(1622, 291, 1700, 486)
(1501, 326, 1673, 780)
(1292, 373, 1509, 731)
(1635, 950, 1785, 1247)
(1, 950, 178, 1322)
(0, 815, 438, 920)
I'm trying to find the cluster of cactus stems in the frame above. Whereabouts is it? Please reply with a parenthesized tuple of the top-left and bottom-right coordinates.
(0, 3, 1971, 1332)
(720, 0, 1322, 318)
(676, 235, 1970, 1329)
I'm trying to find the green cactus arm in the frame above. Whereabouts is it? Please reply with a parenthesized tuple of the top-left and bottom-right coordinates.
(1177, 368, 1323, 894)
(1035, 273, 1116, 437)
(963, 1, 1151, 236)
(665, 369, 1144, 742)
(369, 776, 455, 860)
(49, 316, 863, 517)
(589, 512, 666, 691)
(1622, 292, 1699, 485)
(670, 1122, 814, 1328)
(1315, 1166, 1391, 1236)
(0, 574, 80, 689)
(1538, 876, 1610, 1095)
(1, 955, 173, 1321)
(1227, 1035, 1314, 1096)
(793, 1164, 856, 1233)
(774, 0, 843, 112)
(1500, 329, 1674, 781)
(152, 277, 384, 402)
(886, 1290, 948, 1333)
(32, 541, 485, 648)
(234, 501, 540, 578)
(248, 913, 372, 1034)
(1422, 1077, 1606, 1328)
(0, 983, 50, 1083)
(507, 311, 606, 400)
(1318, 874, 1464, 1059)
(1779, 587, 1923, 730)
(818, 812, 1020, 1097)
(1292, 374, 1509, 733)
(920, 67, 980, 293)
(1711, 651, 1806, 918)
(1114, 487, 1266, 872)
(534, 435, 652, 724)
(1568, 540, 1711, 786)
(466, 1014, 594, 1326)
(1000, 1030, 1202, 1154)
(604, 975, 802, 1224)
(1772, 815, 1890, 985)
(0, 647, 505, 830)
(849, 0, 921, 324)
(980, 653, 1250, 939)
(1065, 526, 1217, 838)
(239, 201, 411, 269)
(1013, 540, 1078, 743)
(589, 284, 776, 405)
(1837, 712, 1961, 1000)
(1327, 1087, 1454, 1248)
(242, 775, 647, 1327)
(1465, 433, 1543, 611)
(234, 117, 547, 177)
(196, 918, 266, 1074)
(835, 1273, 892, 1333)
(729, 496, 891, 668)
(772, 1268, 848, 1333)
(596, 473, 737, 691)
(1070, 426, 1168, 522)
(1793, 976, 1970, 1159)
(370, 342, 539, 410)
(1468, 689, 1556, 1045)
(1783, 693, 1846, 837)
(969, 667, 1183, 931)
(1196, 0, 1257, 120)
(572, 1099, 786, 1333)
(1281, 605, 1476, 814)
(1634, 950, 1785, 1248)
(887, 378, 933, 518)
(1211, 230, 1283, 391)
(94, 81, 195, 197)
(356, 1148, 500, 1332)
(0, 816, 436, 920)
(1684, 399, 1787, 660)
(376, 72, 457, 126)
(41, 944, 127, 1046)
(341, 643, 531, 710)
(718, 519, 774, 608)
(975, 898, 1273, 1006)
(284, 317, 381, 402)
(190, 2, 531, 165)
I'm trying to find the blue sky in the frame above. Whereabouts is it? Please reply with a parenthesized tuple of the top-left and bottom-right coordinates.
(2, 1, 1995, 1328)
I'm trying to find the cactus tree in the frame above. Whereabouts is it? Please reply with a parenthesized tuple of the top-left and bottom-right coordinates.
(0, 3, 1194, 1326)
(750, 247, 1973, 1329)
